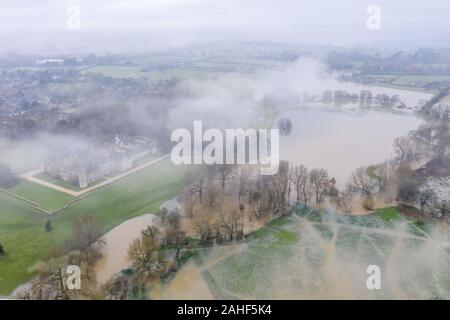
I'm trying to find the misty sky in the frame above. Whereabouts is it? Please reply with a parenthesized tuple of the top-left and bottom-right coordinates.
(0, 0, 449, 54)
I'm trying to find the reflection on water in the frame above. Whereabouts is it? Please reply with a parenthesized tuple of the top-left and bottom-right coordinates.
(278, 108, 422, 188)
(95, 214, 156, 284)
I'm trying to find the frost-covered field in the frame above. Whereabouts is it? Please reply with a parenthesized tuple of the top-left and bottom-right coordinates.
(198, 209, 450, 299)
(424, 177, 450, 203)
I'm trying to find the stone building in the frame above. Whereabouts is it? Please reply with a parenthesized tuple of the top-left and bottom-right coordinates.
(44, 136, 152, 188)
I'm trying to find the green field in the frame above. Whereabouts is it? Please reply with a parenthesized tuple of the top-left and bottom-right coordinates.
(371, 82, 434, 94)
(392, 75, 450, 85)
(83, 66, 149, 78)
(0, 159, 186, 295)
(195, 208, 450, 299)
(84, 65, 245, 81)
(6, 180, 74, 212)
(82, 59, 272, 81)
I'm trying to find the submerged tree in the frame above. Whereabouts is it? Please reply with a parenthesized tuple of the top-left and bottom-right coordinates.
(292, 164, 309, 206)
(347, 167, 377, 196)
(417, 188, 437, 213)
(164, 214, 187, 261)
(66, 215, 105, 263)
(309, 168, 329, 205)
(128, 227, 169, 278)
(232, 166, 250, 205)
(393, 136, 419, 165)
(218, 201, 244, 242)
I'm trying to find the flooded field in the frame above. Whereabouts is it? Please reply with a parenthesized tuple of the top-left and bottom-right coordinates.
(164, 209, 450, 299)
(96, 87, 437, 299)
(278, 108, 423, 188)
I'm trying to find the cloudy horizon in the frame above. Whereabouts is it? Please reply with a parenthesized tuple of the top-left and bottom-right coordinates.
(0, 0, 449, 55)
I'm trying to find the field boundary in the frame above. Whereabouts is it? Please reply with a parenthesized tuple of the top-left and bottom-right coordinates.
(0, 188, 50, 215)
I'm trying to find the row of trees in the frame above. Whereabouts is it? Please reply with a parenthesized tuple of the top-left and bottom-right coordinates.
(181, 162, 339, 245)
(321, 89, 400, 106)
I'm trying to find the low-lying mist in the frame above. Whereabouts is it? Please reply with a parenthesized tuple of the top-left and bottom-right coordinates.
(0, 58, 431, 174)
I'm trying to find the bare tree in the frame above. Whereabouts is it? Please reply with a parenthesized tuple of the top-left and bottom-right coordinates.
(188, 166, 208, 202)
(347, 167, 377, 196)
(216, 164, 234, 190)
(309, 168, 329, 205)
(375, 160, 396, 192)
(191, 208, 216, 245)
(417, 188, 437, 213)
(393, 136, 419, 165)
(332, 191, 354, 213)
(218, 201, 244, 242)
(271, 160, 291, 211)
(435, 200, 450, 219)
(292, 164, 308, 205)
(164, 214, 187, 261)
(66, 215, 105, 263)
(127, 227, 169, 278)
(204, 183, 220, 207)
(232, 166, 251, 204)
(182, 189, 196, 218)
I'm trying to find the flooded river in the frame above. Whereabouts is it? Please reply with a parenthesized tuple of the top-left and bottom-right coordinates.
(95, 214, 157, 284)
(278, 108, 423, 188)
(95, 86, 435, 299)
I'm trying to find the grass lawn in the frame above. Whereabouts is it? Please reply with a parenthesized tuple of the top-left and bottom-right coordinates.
(371, 82, 434, 94)
(83, 66, 147, 78)
(0, 159, 186, 295)
(6, 180, 74, 212)
(34, 172, 56, 183)
(393, 75, 450, 85)
(83, 65, 255, 81)
(33, 172, 83, 192)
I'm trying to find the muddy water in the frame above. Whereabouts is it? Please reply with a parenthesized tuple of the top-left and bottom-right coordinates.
(149, 244, 246, 300)
(278, 108, 422, 189)
(95, 214, 157, 284)
(149, 262, 214, 300)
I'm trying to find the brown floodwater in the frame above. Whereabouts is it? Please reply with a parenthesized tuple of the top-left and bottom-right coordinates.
(95, 214, 157, 284)
(96, 89, 434, 299)
(278, 108, 423, 189)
